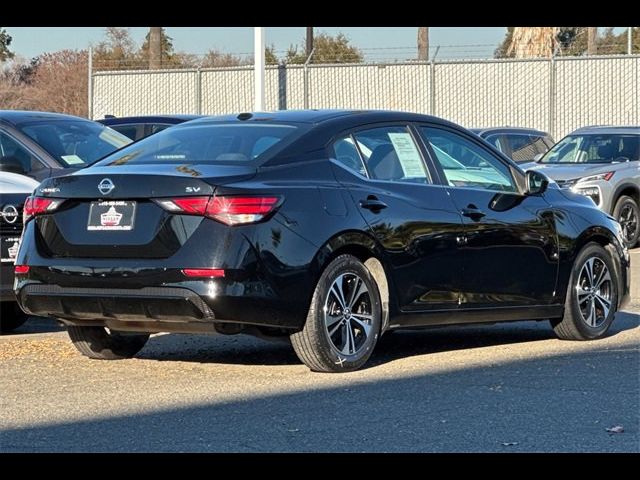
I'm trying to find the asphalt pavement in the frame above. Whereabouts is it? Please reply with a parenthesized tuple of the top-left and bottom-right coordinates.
(0, 251, 638, 453)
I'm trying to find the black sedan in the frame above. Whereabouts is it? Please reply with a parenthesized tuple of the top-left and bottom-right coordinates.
(14, 110, 631, 372)
(0, 110, 132, 181)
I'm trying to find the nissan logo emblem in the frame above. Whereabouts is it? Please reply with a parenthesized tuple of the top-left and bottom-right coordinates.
(98, 178, 115, 195)
(1, 205, 19, 224)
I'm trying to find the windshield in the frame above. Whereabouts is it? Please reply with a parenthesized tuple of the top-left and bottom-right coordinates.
(540, 134, 639, 164)
(93, 123, 302, 167)
(18, 120, 131, 167)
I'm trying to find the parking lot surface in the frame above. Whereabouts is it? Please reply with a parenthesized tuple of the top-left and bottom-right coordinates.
(1, 251, 638, 453)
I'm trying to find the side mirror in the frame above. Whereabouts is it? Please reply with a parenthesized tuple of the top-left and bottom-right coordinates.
(0, 156, 28, 175)
(533, 153, 544, 162)
(526, 169, 549, 195)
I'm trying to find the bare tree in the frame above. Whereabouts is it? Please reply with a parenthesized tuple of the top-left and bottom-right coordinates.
(418, 27, 429, 61)
(149, 27, 162, 69)
(587, 27, 598, 55)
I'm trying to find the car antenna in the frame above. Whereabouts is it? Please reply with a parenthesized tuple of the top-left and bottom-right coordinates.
(237, 112, 253, 121)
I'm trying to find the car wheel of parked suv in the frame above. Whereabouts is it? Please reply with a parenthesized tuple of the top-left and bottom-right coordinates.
(613, 195, 639, 249)
(290, 254, 382, 372)
(0, 303, 28, 333)
(551, 243, 618, 341)
(67, 326, 149, 360)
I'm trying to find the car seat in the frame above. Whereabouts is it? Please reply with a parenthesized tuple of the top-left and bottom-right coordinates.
(367, 144, 404, 180)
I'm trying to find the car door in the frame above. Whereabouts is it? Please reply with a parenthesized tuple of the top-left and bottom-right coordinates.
(417, 125, 559, 308)
(329, 124, 466, 316)
(0, 130, 52, 181)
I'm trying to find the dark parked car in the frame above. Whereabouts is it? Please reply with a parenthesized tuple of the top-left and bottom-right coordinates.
(1, 172, 38, 332)
(98, 115, 202, 141)
(15, 110, 630, 372)
(471, 127, 555, 164)
(0, 111, 132, 181)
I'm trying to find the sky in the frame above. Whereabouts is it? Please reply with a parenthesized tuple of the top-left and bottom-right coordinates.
(4, 27, 511, 60)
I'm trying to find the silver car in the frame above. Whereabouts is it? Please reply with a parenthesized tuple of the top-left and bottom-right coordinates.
(522, 126, 640, 248)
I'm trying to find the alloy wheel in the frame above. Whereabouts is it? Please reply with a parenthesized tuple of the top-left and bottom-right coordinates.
(324, 273, 373, 356)
(618, 204, 638, 245)
(575, 257, 614, 328)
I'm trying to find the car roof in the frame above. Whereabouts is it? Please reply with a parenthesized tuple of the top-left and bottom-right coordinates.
(98, 114, 202, 125)
(188, 109, 458, 129)
(470, 126, 550, 136)
(0, 110, 93, 126)
(569, 125, 640, 135)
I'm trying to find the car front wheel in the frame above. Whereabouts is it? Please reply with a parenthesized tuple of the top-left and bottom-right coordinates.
(551, 243, 618, 340)
(290, 254, 382, 372)
(613, 195, 639, 249)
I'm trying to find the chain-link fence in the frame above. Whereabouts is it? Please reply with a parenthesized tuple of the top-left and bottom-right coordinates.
(91, 54, 640, 139)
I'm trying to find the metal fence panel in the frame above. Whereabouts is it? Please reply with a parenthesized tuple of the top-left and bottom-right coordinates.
(434, 59, 551, 133)
(200, 67, 254, 115)
(91, 56, 640, 139)
(92, 70, 198, 119)
(307, 63, 431, 112)
(555, 56, 639, 138)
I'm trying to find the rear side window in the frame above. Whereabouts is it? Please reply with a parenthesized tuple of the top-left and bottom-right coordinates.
(505, 134, 538, 163)
(332, 135, 367, 176)
(111, 125, 140, 141)
(96, 123, 302, 166)
(351, 126, 431, 183)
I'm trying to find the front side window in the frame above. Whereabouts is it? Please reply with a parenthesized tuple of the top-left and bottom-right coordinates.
(351, 126, 430, 183)
(18, 120, 132, 167)
(540, 134, 640, 164)
(484, 134, 504, 152)
(420, 127, 517, 192)
(0, 131, 45, 174)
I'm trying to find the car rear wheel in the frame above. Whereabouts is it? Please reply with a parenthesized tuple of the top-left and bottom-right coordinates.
(551, 243, 618, 340)
(290, 254, 382, 372)
(0, 302, 28, 333)
(613, 195, 639, 248)
(67, 326, 149, 360)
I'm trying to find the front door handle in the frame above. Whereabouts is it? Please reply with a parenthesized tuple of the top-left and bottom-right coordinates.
(360, 196, 388, 212)
(461, 205, 486, 220)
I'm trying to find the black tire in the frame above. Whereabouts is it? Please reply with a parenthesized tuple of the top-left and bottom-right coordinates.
(290, 254, 382, 373)
(613, 195, 639, 249)
(67, 326, 149, 360)
(551, 243, 618, 340)
(0, 302, 28, 333)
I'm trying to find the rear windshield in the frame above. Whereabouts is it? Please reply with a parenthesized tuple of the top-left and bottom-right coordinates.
(18, 120, 132, 167)
(94, 123, 302, 167)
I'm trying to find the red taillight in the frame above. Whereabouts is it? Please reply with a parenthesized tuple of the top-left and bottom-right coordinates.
(182, 268, 225, 278)
(206, 196, 279, 225)
(14, 265, 29, 275)
(23, 196, 63, 223)
(155, 195, 280, 226)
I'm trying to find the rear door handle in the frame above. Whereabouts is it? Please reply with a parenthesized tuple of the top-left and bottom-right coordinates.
(461, 206, 485, 220)
(360, 197, 388, 212)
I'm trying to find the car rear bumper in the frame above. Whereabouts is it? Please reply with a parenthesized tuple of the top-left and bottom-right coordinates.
(15, 267, 308, 332)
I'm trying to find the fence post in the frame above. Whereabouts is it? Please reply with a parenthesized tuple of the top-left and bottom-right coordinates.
(196, 68, 202, 115)
(548, 53, 556, 139)
(87, 47, 93, 120)
(429, 46, 440, 116)
(303, 48, 315, 109)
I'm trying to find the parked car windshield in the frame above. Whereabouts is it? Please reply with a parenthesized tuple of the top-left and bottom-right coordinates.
(539, 134, 640, 164)
(17, 120, 132, 167)
(94, 123, 303, 166)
